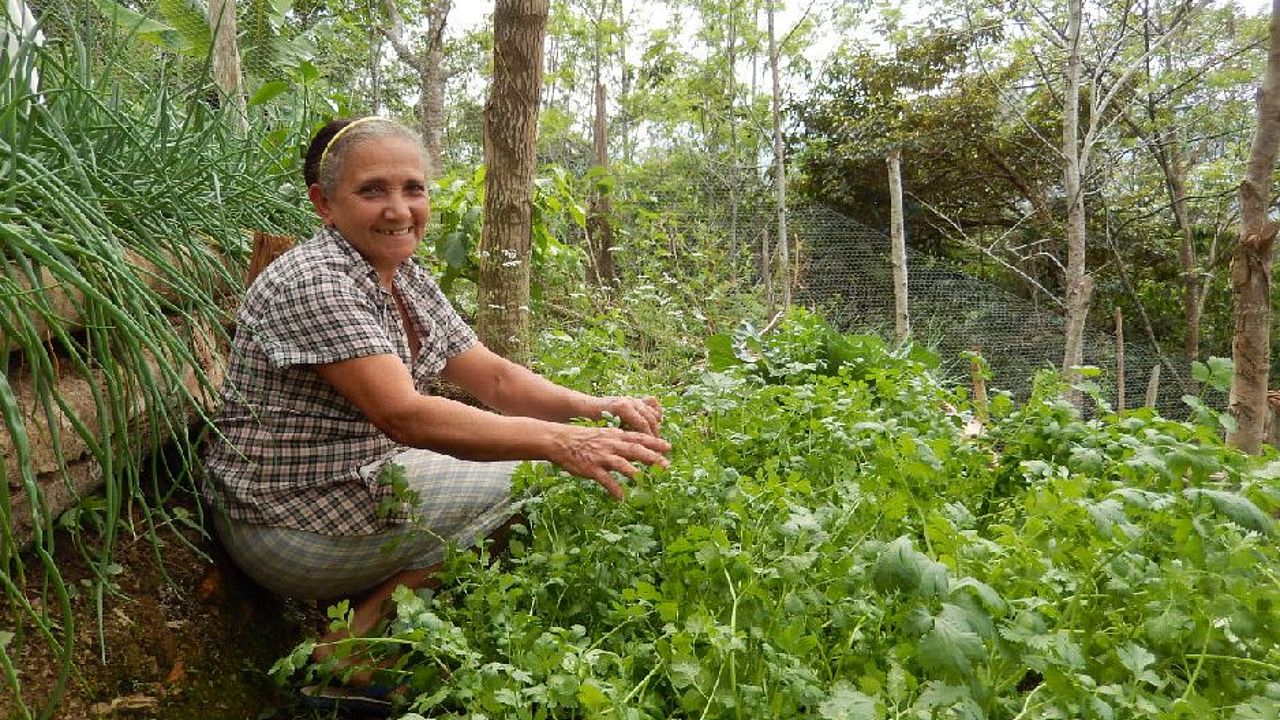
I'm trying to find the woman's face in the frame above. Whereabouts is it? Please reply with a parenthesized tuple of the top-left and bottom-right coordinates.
(309, 136, 429, 284)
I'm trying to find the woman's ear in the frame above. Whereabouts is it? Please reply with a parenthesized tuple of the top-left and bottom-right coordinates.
(308, 184, 331, 223)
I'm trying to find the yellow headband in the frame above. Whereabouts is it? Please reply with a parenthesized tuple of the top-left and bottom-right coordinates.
(318, 116, 383, 175)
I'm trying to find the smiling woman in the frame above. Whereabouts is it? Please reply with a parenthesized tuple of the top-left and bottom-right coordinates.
(307, 131, 429, 287)
(202, 116, 670, 705)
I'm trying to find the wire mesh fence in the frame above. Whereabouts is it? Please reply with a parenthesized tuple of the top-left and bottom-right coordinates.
(787, 204, 1200, 417)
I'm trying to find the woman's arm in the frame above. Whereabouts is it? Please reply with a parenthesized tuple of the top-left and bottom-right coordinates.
(313, 353, 669, 498)
(441, 344, 663, 436)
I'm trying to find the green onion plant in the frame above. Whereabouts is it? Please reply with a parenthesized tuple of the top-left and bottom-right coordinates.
(0, 14, 316, 718)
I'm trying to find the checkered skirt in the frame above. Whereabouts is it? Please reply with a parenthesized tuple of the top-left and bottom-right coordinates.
(214, 449, 518, 599)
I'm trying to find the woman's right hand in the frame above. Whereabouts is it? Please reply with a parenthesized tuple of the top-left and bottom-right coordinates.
(548, 425, 671, 499)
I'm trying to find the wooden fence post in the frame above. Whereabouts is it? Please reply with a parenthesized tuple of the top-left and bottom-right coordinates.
(1115, 307, 1125, 412)
(970, 348, 988, 420)
(1145, 364, 1161, 409)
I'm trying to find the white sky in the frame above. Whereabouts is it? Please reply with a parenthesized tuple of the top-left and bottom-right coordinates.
(445, 0, 1273, 97)
(448, 1, 843, 66)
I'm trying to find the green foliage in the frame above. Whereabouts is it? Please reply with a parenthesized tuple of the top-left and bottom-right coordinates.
(1, 19, 313, 717)
(707, 311, 939, 384)
(281, 309, 1280, 718)
(424, 165, 587, 303)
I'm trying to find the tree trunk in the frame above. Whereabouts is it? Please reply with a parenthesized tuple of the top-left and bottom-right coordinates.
(383, 0, 451, 181)
(1227, 0, 1280, 453)
(1138, 116, 1202, 370)
(208, 0, 247, 133)
(768, 0, 790, 309)
(1060, 0, 1093, 397)
(887, 148, 909, 343)
(476, 0, 548, 366)
(727, 2, 740, 264)
(1161, 136, 1203, 370)
(587, 78, 616, 286)
(421, 0, 450, 180)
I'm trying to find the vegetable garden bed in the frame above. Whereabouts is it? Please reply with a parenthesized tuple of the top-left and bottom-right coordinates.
(282, 313, 1280, 719)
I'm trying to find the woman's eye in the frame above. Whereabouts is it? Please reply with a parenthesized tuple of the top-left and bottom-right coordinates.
(358, 186, 386, 197)
(406, 184, 427, 195)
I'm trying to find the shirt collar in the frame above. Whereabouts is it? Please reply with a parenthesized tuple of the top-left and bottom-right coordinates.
(317, 225, 422, 294)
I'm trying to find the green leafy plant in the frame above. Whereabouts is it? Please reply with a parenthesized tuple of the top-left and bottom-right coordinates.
(1, 23, 312, 718)
(426, 165, 586, 300)
(279, 311, 1280, 718)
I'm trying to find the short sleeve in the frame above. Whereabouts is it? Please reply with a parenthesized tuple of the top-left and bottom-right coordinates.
(245, 271, 395, 368)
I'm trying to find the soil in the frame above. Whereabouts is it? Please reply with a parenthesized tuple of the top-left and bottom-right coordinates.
(1, 487, 333, 720)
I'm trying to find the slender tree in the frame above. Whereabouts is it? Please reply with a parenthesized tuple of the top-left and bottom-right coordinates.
(1059, 0, 1092, 389)
(1228, 0, 1280, 453)
(209, 0, 247, 133)
(586, 0, 617, 286)
(382, 0, 452, 181)
(768, 0, 789, 308)
(1007, 0, 1210, 393)
(476, 0, 550, 365)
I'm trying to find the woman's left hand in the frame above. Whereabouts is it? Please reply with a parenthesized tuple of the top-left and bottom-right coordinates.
(599, 396, 664, 438)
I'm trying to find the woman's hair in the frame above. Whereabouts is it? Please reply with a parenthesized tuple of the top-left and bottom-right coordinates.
(302, 116, 427, 195)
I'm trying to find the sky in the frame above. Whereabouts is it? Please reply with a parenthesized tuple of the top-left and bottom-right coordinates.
(448, 0, 846, 67)
(444, 0, 1274, 88)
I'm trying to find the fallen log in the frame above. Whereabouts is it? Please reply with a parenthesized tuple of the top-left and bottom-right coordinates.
(3, 231, 304, 551)
(3, 314, 225, 551)
(0, 241, 241, 355)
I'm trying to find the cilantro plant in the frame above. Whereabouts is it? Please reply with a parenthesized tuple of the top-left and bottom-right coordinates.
(277, 310, 1280, 719)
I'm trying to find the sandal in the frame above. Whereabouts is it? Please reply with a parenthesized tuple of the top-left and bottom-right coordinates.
(298, 683, 397, 717)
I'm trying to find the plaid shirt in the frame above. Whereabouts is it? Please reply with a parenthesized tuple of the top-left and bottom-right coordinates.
(204, 226, 477, 535)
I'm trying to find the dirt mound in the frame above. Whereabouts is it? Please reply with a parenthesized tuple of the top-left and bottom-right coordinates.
(2, 497, 327, 720)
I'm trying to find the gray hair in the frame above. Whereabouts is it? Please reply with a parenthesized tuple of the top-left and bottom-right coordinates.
(307, 117, 428, 196)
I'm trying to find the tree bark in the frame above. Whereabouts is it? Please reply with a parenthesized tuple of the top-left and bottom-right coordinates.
(769, 0, 790, 309)
(1227, 0, 1280, 453)
(209, 0, 247, 133)
(587, 78, 616, 286)
(383, 0, 451, 181)
(1060, 0, 1093, 400)
(476, 0, 548, 366)
(887, 148, 909, 343)
(1115, 307, 1126, 412)
(586, 0, 615, 287)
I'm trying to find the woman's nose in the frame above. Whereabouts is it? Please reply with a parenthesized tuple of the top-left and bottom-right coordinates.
(382, 192, 411, 218)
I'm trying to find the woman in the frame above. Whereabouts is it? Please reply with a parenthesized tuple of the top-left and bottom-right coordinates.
(203, 116, 669, 680)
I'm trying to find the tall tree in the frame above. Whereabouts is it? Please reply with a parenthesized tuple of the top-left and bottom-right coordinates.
(887, 147, 909, 342)
(585, 0, 618, 286)
(1227, 0, 1280, 454)
(1059, 0, 1091, 386)
(1117, 1, 1266, 373)
(476, 0, 549, 365)
(382, 0, 452, 181)
(209, 0, 247, 132)
(767, 0, 789, 309)
(968, 0, 1209, 389)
